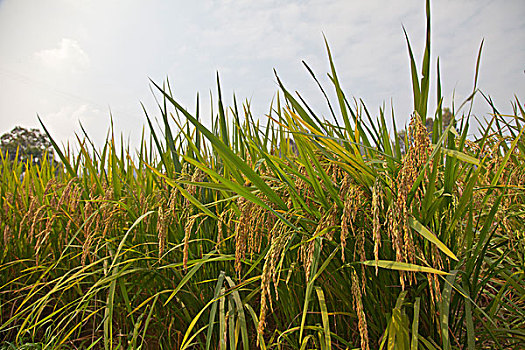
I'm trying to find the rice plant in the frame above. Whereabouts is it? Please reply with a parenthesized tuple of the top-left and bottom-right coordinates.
(1, 0, 523, 349)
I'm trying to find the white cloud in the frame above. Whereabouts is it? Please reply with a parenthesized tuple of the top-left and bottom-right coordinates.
(35, 38, 90, 72)
(42, 104, 104, 146)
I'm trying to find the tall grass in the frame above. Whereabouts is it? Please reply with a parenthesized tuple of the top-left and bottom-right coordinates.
(1, 1, 524, 349)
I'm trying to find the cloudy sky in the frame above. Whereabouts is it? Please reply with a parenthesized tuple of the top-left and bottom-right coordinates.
(0, 0, 523, 149)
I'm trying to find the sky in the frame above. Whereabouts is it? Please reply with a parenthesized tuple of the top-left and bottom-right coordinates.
(0, 0, 524, 150)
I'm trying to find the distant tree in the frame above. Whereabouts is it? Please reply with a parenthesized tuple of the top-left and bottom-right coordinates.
(0, 126, 53, 165)
(278, 137, 299, 157)
(397, 130, 407, 154)
(425, 117, 434, 132)
(442, 107, 453, 129)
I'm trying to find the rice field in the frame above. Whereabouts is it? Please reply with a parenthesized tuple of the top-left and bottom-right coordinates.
(1, 2, 524, 349)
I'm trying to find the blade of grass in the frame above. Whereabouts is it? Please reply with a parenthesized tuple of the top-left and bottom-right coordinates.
(315, 286, 331, 350)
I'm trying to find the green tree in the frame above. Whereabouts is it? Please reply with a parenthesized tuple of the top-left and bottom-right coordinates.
(0, 126, 53, 165)
(442, 107, 453, 129)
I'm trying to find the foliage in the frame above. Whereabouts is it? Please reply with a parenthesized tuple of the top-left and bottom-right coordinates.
(1, 1, 524, 349)
(0, 126, 53, 165)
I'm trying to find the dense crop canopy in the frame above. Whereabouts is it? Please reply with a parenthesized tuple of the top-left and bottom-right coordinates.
(1, 1, 524, 349)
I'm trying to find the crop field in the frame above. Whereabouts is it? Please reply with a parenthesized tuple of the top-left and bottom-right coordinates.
(1, 2, 524, 349)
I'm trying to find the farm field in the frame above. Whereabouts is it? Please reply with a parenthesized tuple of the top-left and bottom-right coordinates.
(1, 2, 524, 349)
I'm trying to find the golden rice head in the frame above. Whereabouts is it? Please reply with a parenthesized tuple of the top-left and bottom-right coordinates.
(48, 186, 59, 209)
(500, 158, 524, 248)
(83, 200, 94, 239)
(91, 209, 103, 249)
(387, 114, 433, 287)
(157, 206, 168, 258)
(216, 208, 229, 252)
(257, 219, 291, 339)
(432, 245, 444, 271)
(81, 199, 97, 266)
(340, 177, 367, 263)
(100, 188, 118, 238)
(3, 224, 11, 246)
(408, 114, 432, 182)
(19, 194, 38, 239)
(102, 206, 118, 238)
(64, 219, 72, 245)
(139, 191, 146, 211)
(248, 205, 267, 258)
(35, 212, 56, 265)
(168, 189, 178, 217)
(248, 212, 260, 257)
(142, 193, 156, 233)
(270, 221, 290, 299)
(57, 177, 76, 208)
(257, 260, 270, 343)
(302, 238, 317, 283)
(234, 197, 249, 278)
(235, 193, 275, 274)
(327, 162, 342, 184)
(351, 268, 370, 350)
(295, 165, 314, 208)
(184, 167, 204, 210)
(427, 272, 442, 308)
(42, 178, 56, 199)
(341, 200, 355, 262)
(68, 184, 83, 229)
(69, 181, 82, 214)
(325, 202, 339, 241)
(357, 226, 368, 292)
(81, 231, 93, 267)
(183, 213, 199, 270)
(2, 192, 12, 219)
(386, 206, 404, 257)
(372, 180, 383, 274)
(29, 205, 45, 242)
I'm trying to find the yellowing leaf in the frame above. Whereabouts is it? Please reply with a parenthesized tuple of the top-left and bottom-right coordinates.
(408, 216, 458, 261)
(362, 260, 449, 275)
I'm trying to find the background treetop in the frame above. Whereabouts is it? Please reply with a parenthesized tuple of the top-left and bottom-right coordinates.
(0, 126, 53, 165)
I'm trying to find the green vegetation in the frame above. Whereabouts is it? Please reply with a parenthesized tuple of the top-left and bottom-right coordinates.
(0, 126, 53, 166)
(1, 2, 523, 349)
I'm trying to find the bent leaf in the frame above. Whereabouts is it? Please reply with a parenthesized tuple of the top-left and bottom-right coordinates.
(361, 260, 449, 275)
(408, 216, 458, 261)
(441, 148, 480, 165)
